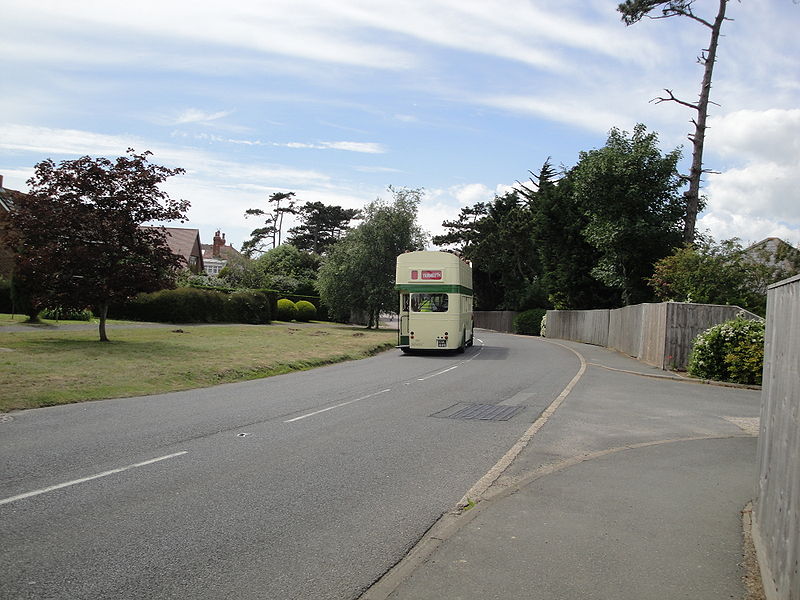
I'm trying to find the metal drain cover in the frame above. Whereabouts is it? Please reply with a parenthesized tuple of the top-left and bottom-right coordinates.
(431, 403, 524, 421)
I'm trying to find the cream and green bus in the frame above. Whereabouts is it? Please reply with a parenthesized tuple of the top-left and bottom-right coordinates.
(395, 251, 474, 353)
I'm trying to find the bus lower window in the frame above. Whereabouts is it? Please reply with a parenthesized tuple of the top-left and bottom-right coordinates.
(411, 293, 449, 313)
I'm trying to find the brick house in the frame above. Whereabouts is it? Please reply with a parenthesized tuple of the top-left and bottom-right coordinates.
(201, 230, 241, 276)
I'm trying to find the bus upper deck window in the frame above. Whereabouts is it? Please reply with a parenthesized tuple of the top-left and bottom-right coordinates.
(411, 293, 449, 313)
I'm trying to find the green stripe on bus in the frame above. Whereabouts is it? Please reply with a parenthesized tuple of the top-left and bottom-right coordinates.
(395, 284, 473, 296)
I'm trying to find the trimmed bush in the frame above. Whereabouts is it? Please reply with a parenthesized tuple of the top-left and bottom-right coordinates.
(687, 317, 765, 385)
(114, 288, 227, 323)
(513, 308, 548, 336)
(225, 290, 271, 324)
(295, 300, 317, 322)
(41, 306, 93, 321)
(276, 298, 298, 321)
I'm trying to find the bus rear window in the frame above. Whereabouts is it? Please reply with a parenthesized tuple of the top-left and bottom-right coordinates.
(411, 293, 449, 313)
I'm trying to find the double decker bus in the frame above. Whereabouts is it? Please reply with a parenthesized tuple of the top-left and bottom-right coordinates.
(395, 251, 474, 353)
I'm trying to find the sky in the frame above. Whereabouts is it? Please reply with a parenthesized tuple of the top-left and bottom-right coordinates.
(2, 0, 799, 252)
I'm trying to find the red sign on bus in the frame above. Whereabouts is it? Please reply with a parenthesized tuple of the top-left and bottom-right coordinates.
(421, 270, 442, 280)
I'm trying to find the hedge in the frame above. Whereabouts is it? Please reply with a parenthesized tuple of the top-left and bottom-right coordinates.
(513, 308, 548, 336)
(110, 288, 272, 324)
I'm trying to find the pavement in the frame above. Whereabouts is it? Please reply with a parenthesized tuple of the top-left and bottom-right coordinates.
(363, 335, 763, 600)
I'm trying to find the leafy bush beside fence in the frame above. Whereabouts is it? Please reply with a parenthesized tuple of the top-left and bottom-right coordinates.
(513, 308, 548, 336)
(687, 317, 765, 385)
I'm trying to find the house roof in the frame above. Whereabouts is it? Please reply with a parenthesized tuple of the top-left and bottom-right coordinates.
(201, 243, 242, 260)
(0, 186, 25, 213)
(141, 226, 204, 271)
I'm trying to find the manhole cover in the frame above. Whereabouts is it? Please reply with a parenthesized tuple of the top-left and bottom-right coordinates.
(431, 403, 524, 421)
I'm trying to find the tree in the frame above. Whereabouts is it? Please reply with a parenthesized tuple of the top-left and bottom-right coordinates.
(317, 187, 427, 327)
(435, 191, 546, 310)
(7, 149, 189, 341)
(218, 254, 269, 289)
(286, 201, 361, 255)
(241, 191, 297, 256)
(618, 0, 730, 243)
(571, 125, 686, 305)
(256, 243, 321, 295)
(525, 162, 620, 309)
(650, 237, 800, 315)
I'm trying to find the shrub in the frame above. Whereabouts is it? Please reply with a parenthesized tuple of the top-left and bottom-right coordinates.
(41, 306, 93, 321)
(276, 298, 298, 321)
(513, 308, 548, 336)
(115, 288, 227, 323)
(295, 300, 317, 322)
(687, 317, 765, 385)
(226, 290, 271, 324)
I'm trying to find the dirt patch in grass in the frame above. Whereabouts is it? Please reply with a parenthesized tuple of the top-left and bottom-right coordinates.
(0, 323, 397, 412)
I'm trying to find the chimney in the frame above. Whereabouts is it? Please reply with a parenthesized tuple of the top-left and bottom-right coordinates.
(0, 175, 4, 189)
(212, 230, 225, 258)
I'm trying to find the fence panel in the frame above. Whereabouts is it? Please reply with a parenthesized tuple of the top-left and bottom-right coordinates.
(547, 302, 760, 370)
(754, 274, 800, 600)
(546, 309, 610, 346)
(474, 311, 518, 333)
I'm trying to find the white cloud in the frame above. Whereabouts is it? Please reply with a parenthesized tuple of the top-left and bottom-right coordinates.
(708, 109, 800, 165)
(283, 141, 386, 154)
(3, 1, 418, 71)
(353, 166, 403, 173)
(699, 108, 800, 244)
(174, 109, 233, 125)
(478, 93, 629, 136)
(450, 183, 494, 205)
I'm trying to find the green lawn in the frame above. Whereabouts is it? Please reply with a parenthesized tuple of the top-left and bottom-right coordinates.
(0, 318, 397, 412)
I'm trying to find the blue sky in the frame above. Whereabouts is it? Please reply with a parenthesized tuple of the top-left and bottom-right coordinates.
(2, 0, 799, 251)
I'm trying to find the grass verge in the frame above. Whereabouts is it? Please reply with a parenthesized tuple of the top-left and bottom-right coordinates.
(0, 322, 396, 412)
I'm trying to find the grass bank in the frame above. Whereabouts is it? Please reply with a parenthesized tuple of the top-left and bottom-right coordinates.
(0, 319, 396, 412)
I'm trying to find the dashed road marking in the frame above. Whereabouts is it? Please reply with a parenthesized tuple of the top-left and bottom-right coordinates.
(0, 451, 188, 506)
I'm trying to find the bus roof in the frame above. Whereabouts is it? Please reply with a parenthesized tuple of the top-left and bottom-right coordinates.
(395, 251, 472, 294)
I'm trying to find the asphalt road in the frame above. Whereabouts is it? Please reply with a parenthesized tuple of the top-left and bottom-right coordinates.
(0, 331, 579, 600)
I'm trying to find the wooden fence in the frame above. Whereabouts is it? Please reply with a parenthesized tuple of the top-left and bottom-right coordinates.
(473, 311, 518, 333)
(753, 274, 800, 600)
(546, 302, 761, 370)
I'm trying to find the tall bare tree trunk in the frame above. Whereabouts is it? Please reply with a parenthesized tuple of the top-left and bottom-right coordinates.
(682, 0, 728, 243)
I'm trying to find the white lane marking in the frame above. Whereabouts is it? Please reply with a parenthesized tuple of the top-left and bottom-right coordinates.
(414, 338, 485, 382)
(284, 389, 392, 423)
(417, 365, 459, 381)
(457, 339, 587, 507)
(0, 451, 188, 506)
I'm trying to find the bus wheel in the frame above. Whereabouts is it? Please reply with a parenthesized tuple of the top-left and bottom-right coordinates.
(457, 331, 466, 353)
(400, 347, 413, 355)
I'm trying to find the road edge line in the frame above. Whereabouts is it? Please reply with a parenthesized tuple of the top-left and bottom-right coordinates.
(455, 338, 586, 508)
